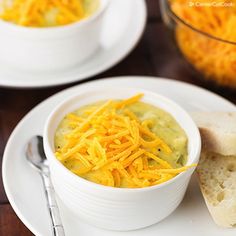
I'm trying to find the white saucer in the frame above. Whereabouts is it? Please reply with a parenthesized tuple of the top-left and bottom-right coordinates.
(0, 0, 146, 88)
(2, 77, 236, 236)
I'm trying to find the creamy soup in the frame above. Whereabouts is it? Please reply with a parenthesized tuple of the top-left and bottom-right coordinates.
(54, 94, 190, 188)
(0, 0, 100, 27)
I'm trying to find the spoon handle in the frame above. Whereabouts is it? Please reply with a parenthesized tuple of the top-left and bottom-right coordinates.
(41, 171, 65, 236)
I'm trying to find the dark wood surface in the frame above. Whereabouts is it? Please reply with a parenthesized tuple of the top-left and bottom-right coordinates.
(0, 0, 235, 235)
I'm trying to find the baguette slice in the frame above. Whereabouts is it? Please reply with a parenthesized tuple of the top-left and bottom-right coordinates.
(191, 112, 236, 156)
(197, 151, 236, 227)
(191, 112, 236, 228)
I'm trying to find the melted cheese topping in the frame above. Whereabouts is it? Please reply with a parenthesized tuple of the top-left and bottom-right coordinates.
(55, 94, 194, 188)
(0, 0, 99, 27)
(170, 0, 236, 88)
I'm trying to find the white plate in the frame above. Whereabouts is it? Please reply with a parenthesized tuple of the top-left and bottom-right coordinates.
(2, 77, 236, 236)
(0, 0, 146, 88)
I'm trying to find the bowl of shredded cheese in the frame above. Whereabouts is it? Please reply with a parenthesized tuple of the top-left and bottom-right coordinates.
(43, 87, 201, 231)
(161, 0, 236, 89)
(0, 0, 109, 71)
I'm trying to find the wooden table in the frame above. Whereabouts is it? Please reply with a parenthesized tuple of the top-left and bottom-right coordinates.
(0, 1, 235, 235)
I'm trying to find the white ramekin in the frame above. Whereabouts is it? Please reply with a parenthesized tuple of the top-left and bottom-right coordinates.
(0, 0, 109, 71)
(43, 87, 201, 231)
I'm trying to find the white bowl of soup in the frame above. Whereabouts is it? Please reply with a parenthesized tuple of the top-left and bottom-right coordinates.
(0, 0, 109, 72)
(44, 87, 201, 231)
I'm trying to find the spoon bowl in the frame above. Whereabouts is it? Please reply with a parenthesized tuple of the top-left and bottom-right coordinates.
(26, 136, 49, 172)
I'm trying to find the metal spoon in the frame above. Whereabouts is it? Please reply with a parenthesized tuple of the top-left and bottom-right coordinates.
(26, 136, 65, 236)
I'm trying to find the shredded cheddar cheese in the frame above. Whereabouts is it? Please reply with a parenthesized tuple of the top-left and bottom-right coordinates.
(0, 0, 99, 27)
(170, 0, 236, 88)
(55, 94, 194, 188)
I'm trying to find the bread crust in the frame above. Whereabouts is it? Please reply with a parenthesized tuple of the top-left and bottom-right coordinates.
(191, 112, 236, 156)
(199, 127, 236, 156)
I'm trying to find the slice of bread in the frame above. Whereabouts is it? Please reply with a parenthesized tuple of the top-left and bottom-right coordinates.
(191, 112, 236, 156)
(197, 151, 236, 227)
(191, 112, 236, 228)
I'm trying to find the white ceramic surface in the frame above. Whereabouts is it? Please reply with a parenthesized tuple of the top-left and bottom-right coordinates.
(0, 0, 109, 71)
(2, 77, 236, 236)
(43, 87, 201, 231)
(0, 0, 147, 88)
